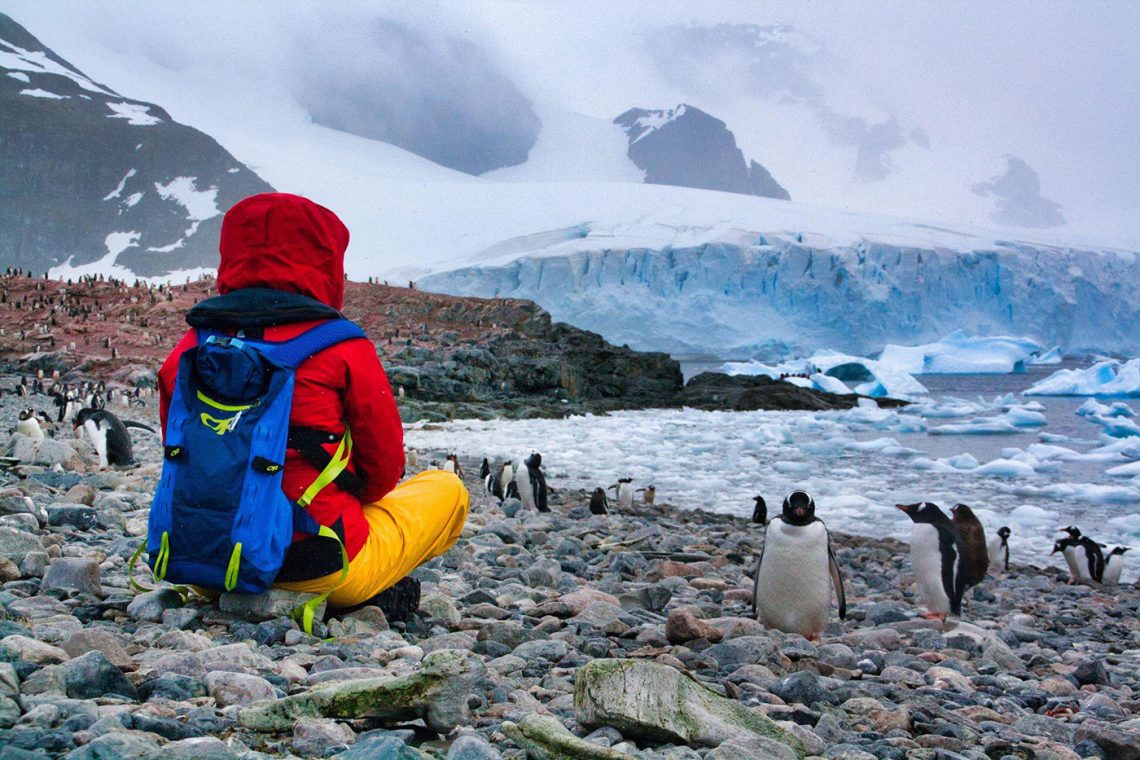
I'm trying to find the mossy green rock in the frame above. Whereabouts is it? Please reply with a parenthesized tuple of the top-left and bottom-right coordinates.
(239, 649, 485, 734)
(574, 659, 805, 757)
(502, 714, 629, 760)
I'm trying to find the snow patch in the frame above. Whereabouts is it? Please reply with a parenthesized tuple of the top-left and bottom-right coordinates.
(102, 169, 137, 201)
(6, 71, 30, 83)
(0, 39, 117, 96)
(105, 101, 162, 126)
(153, 177, 220, 221)
(19, 88, 66, 99)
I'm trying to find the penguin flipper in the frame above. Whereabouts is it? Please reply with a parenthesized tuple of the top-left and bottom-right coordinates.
(532, 470, 549, 512)
(827, 537, 846, 620)
(939, 527, 963, 615)
(750, 549, 764, 620)
(122, 421, 157, 434)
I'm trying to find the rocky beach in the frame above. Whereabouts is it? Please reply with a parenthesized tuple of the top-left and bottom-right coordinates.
(1, 389, 1139, 760)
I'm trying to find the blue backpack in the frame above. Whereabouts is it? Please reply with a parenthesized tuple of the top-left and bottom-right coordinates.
(145, 319, 365, 629)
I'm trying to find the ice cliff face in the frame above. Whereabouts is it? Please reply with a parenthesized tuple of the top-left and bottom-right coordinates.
(419, 239, 1140, 359)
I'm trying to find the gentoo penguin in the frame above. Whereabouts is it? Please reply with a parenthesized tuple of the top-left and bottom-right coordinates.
(498, 461, 515, 498)
(1104, 547, 1130, 585)
(949, 504, 989, 588)
(479, 458, 491, 481)
(896, 502, 966, 620)
(751, 496, 768, 525)
(484, 466, 504, 503)
(636, 485, 656, 505)
(1076, 536, 1106, 582)
(609, 478, 634, 511)
(404, 446, 419, 468)
(15, 408, 45, 440)
(515, 453, 550, 512)
(73, 408, 154, 467)
(987, 526, 1011, 574)
(752, 490, 846, 639)
(446, 454, 465, 480)
(1051, 538, 1085, 583)
(588, 487, 610, 516)
(442, 455, 456, 475)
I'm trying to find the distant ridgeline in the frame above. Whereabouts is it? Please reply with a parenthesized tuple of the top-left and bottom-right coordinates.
(0, 13, 272, 278)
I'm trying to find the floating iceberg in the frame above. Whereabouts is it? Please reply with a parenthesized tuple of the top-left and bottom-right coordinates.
(1030, 346, 1063, 365)
(1076, 399, 1135, 418)
(878, 330, 1046, 374)
(1024, 359, 1140, 397)
(722, 351, 927, 399)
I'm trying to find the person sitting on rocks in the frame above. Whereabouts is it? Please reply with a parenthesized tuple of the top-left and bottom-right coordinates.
(157, 192, 469, 620)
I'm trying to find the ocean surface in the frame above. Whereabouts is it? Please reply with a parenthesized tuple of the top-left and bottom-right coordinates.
(409, 361, 1139, 583)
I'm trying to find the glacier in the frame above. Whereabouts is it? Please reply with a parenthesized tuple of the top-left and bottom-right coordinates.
(419, 236, 1140, 360)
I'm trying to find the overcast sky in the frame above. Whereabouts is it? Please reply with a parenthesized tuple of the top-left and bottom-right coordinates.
(5, 1, 1138, 245)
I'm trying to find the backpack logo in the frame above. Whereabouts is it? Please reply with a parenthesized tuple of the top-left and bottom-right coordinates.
(200, 410, 244, 435)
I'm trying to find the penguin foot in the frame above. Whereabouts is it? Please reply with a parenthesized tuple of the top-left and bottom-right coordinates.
(923, 612, 947, 621)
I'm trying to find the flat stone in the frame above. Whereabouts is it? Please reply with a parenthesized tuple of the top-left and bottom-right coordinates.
(503, 714, 628, 759)
(0, 527, 45, 564)
(127, 588, 183, 622)
(60, 651, 137, 700)
(666, 609, 724, 644)
(574, 658, 804, 754)
(41, 557, 103, 597)
(163, 737, 240, 760)
(446, 734, 503, 759)
(218, 589, 325, 622)
(0, 634, 69, 664)
(61, 629, 133, 671)
(46, 505, 98, 531)
(239, 649, 487, 735)
(705, 636, 778, 669)
(293, 716, 357, 756)
(204, 671, 277, 707)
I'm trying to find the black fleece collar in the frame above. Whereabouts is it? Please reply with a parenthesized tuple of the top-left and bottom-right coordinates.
(186, 288, 343, 329)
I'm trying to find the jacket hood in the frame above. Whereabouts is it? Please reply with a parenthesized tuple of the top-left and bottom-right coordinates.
(217, 193, 349, 309)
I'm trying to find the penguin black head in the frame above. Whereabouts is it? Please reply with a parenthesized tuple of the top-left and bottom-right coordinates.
(997, 526, 1011, 540)
(1108, 546, 1131, 557)
(1059, 526, 1081, 539)
(18, 408, 33, 421)
(949, 503, 978, 520)
(781, 490, 815, 526)
(1051, 538, 1075, 555)
(525, 452, 542, 468)
(72, 407, 96, 428)
(895, 502, 950, 525)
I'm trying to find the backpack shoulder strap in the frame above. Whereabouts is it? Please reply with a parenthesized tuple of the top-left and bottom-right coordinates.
(261, 319, 367, 369)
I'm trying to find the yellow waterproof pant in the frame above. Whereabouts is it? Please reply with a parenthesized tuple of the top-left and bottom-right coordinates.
(275, 470, 469, 608)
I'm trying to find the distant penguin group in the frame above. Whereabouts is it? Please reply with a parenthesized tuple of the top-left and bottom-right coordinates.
(1052, 526, 1108, 584)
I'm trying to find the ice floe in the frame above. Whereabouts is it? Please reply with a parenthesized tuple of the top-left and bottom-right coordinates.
(1025, 359, 1140, 397)
(878, 330, 1047, 375)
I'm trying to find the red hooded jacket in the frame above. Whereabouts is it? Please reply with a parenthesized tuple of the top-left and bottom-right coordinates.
(158, 193, 405, 566)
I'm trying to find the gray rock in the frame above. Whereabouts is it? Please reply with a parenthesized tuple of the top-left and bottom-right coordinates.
(127, 588, 183, 622)
(333, 732, 425, 759)
(1073, 658, 1110, 686)
(512, 639, 568, 662)
(218, 589, 324, 622)
(293, 717, 356, 756)
(46, 505, 98, 531)
(61, 629, 133, 671)
(705, 636, 778, 669)
(503, 714, 627, 760)
(239, 649, 487, 734)
(446, 734, 503, 759)
(204, 671, 277, 707)
(0, 527, 45, 564)
(770, 671, 839, 706)
(41, 557, 103, 597)
(163, 737, 239, 760)
(60, 651, 137, 700)
(574, 659, 804, 754)
(63, 732, 160, 759)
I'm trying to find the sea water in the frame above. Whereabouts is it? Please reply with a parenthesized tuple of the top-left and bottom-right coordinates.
(407, 361, 1139, 583)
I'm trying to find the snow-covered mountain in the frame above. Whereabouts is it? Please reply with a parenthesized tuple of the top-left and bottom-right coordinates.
(1, 3, 1138, 358)
(0, 13, 272, 278)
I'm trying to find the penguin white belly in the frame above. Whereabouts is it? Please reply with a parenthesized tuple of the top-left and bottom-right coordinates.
(83, 420, 109, 468)
(442, 459, 456, 474)
(499, 465, 513, 493)
(754, 521, 832, 637)
(986, 537, 1005, 573)
(515, 465, 535, 509)
(617, 484, 633, 510)
(1061, 546, 1085, 579)
(1104, 556, 1124, 585)
(16, 419, 44, 440)
(911, 524, 951, 615)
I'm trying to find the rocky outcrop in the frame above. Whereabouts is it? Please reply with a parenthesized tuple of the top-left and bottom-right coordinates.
(614, 104, 789, 200)
(574, 659, 805, 756)
(0, 13, 272, 277)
